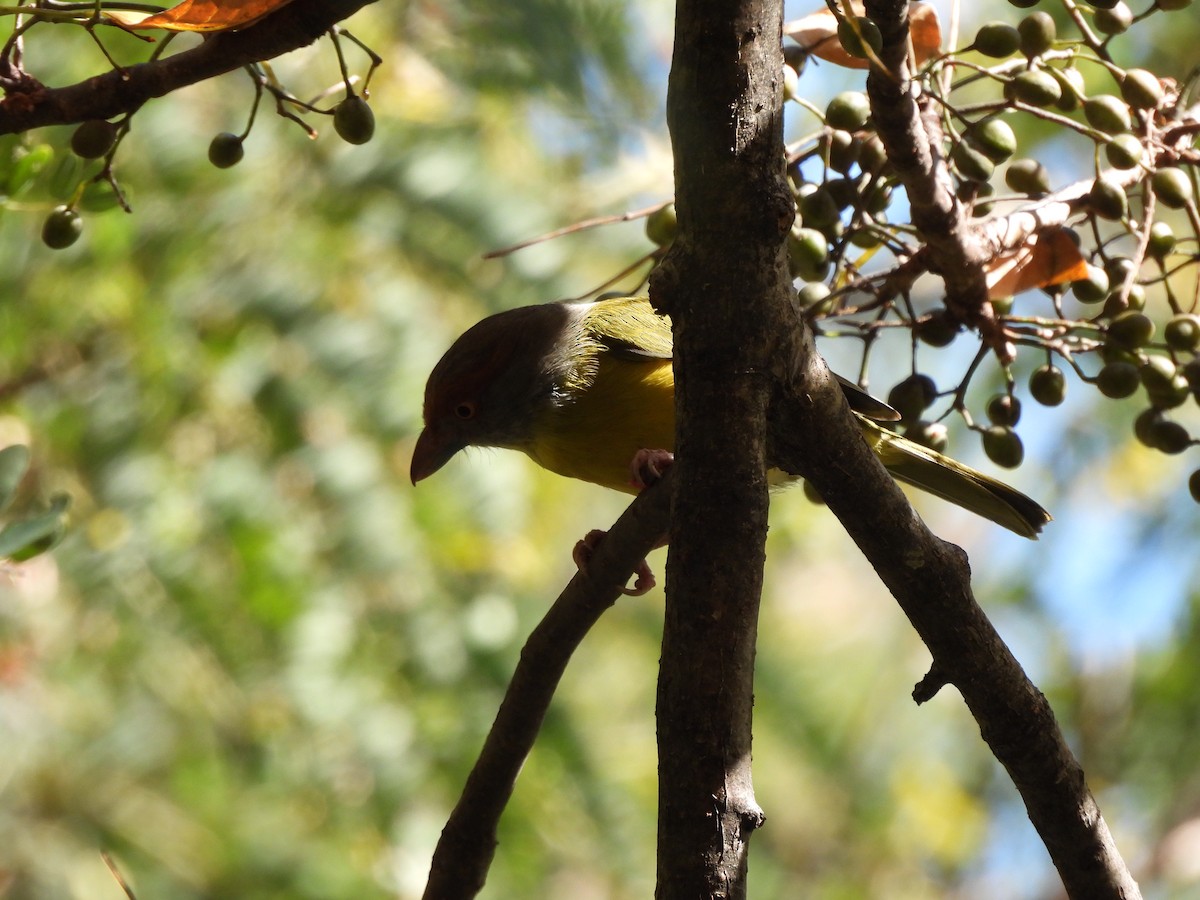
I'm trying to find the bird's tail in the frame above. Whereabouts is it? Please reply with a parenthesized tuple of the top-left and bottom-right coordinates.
(866, 422, 1052, 539)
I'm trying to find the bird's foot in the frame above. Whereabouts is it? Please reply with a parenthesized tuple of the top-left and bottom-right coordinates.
(629, 448, 674, 490)
(572, 528, 657, 597)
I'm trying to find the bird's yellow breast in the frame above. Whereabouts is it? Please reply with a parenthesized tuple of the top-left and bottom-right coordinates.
(526, 353, 675, 493)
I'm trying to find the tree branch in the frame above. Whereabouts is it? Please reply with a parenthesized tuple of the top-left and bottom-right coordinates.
(862, 0, 1005, 354)
(422, 477, 672, 900)
(765, 1, 1143, 896)
(766, 323, 1140, 899)
(0, 0, 376, 134)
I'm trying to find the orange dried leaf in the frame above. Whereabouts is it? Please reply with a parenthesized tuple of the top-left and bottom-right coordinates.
(985, 229, 1089, 299)
(784, 2, 941, 70)
(119, 0, 297, 32)
(908, 4, 942, 66)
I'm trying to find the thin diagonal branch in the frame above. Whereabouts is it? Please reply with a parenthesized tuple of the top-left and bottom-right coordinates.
(422, 477, 672, 900)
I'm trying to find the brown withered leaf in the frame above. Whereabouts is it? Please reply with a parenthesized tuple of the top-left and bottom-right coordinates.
(784, 2, 941, 70)
(985, 228, 1089, 299)
(107, 0, 297, 33)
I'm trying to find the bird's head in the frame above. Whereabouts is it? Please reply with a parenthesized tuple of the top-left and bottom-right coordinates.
(410, 302, 581, 484)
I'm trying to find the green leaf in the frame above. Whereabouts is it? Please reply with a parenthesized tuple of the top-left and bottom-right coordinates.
(0, 493, 70, 561)
(0, 445, 29, 513)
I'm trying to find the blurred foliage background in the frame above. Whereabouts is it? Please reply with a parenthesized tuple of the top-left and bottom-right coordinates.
(2, 1, 1200, 898)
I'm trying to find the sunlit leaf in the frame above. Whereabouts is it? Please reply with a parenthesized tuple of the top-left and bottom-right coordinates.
(985, 228, 1089, 299)
(784, 2, 941, 70)
(109, 0, 298, 33)
(0, 445, 29, 514)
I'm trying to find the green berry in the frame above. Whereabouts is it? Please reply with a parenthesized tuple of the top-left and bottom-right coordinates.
(826, 91, 871, 131)
(1165, 315, 1200, 352)
(1005, 158, 1051, 195)
(1107, 311, 1155, 349)
(1148, 221, 1177, 260)
(1072, 264, 1110, 303)
(1018, 11, 1056, 57)
(1088, 178, 1128, 221)
(1094, 2, 1133, 33)
(783, 64, 801, 103)
(333, 95, 376, 145)
(1096, 361, 1140, 398)
(916, 309, 959, 347)
(975, 22, 1021, 58)
(788, 227, 831, 281)
(797, 282, 834, 314)
(208, 132, 244, 168)
(70, 119, 118, 159)
(825, 130, 859, 173)
(986, 393, 1022, 426)
(983, 425, 1025, 468)
(1183, 357, 1200, 391)
(1051, 67, 1086, 112)
(887, 374, 938, 421)
(1152, 168, 1194, 209)
(1105, 256, 1138, 286)
(645, 204, 678, 246)
(1006, 69, 1063, 107)
(1030, 364, 1066, 405)
(800, 188, 840, 229)
(966, 117, 1017, 163)
(1104, 134, 1143, 170)
(952, 141, 995, 182)
(1135, 408, 1162, 446)
(41, 205, 82, 249)
(1084, 95, 1132, 134)
(1149, 417, 1190, 453)
(1140, 355, 1178, 393)
(858, 134, 888, 172)
(838, 16, 883, 59)
(1121, 69, 1164, 110)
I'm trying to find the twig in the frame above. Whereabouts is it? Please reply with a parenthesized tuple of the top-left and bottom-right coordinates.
(483, 200, 672, 259)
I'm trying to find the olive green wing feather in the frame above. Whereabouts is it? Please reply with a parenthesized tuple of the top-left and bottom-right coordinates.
(584, 296, 674, 361)
(859, 417, 1051, 538)
(582, 297, 900, 422)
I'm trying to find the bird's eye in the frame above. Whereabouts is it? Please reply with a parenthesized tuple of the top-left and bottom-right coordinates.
(455, 402, 476, 420)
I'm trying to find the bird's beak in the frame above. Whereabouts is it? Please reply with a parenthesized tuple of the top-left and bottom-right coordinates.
(410, 426, 464, 484)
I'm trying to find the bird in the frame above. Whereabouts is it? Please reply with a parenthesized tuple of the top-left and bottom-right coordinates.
(410, 295, 1051, 572)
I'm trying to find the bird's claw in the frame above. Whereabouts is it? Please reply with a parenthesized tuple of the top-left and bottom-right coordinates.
(629, 448, 674, 490)
(572, 528, 656, 596)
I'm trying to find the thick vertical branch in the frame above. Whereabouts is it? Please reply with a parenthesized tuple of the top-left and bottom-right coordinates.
(648, 0, 792, 896)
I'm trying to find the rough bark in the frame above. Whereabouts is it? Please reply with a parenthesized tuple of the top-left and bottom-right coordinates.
(648, 0, 791, 895)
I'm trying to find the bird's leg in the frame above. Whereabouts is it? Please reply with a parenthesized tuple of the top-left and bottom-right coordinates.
(572, 529, 659, 596)
(629, 448, 674, 490)
(573, 448, 674, 596)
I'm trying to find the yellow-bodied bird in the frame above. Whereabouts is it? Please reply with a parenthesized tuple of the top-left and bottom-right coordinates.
(410, 296, 1050, 539)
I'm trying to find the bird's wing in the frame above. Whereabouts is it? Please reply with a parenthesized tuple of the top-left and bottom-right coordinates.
(584, 297, 674, 361)
(582, 296, 899, 420)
